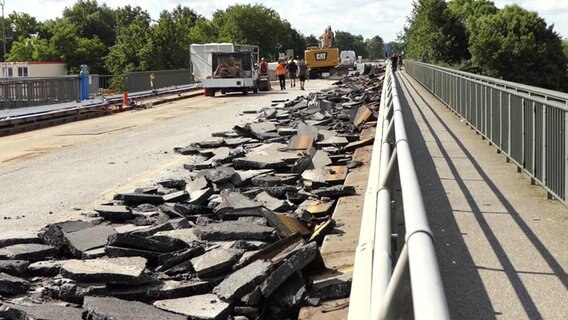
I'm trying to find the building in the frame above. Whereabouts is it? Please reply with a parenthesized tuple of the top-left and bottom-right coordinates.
(0, 61, 67, 78)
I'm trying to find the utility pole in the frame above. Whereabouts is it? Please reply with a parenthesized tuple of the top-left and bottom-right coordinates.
(1, 0, 5, 61)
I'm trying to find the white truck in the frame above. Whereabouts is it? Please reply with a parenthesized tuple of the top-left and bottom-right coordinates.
(190, 43, 260, 97)
(340, 50, 357, 70)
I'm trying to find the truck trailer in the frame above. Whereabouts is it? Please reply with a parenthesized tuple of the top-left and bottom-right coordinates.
(190, 43, 260, 97)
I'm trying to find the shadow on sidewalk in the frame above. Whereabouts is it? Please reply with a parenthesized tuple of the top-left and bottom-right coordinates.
(397, 71, 568, 320)
(395, 73, 496, 320)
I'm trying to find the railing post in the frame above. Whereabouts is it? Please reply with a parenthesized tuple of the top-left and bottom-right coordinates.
(565, 111, 568, 202)
(541, 105, 546, 185)
(521, 98, 526, 170)
(499, 91, 503, 151)
(508, 94, 512, 158)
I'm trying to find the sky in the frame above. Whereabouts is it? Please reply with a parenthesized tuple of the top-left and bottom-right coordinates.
(6, 0, 568, 43)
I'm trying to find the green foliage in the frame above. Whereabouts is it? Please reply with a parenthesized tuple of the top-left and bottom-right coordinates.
(334, 31, 368, 58)
(2, 1, 387, 82)
(366, 36, 385, 60)
(62, 0, 116, 47)
(0, 13, 41, 60)
(469, 5, 568, 90)
(280, 28, 307, 60)
(403, 0, 568, 91)
(404, 0, 468, 63)
(105, 13, 152, 75)
(148, 6, 202, 70)
(211, 4, 291, 60)
(448, 0, 497, 29)
(305, 34, 319, 47)
(7, 36, 57, 62)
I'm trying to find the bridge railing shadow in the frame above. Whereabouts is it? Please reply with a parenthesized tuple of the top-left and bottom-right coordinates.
(397, 71, 568, 320)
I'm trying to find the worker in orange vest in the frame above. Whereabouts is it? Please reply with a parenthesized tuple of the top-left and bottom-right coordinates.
(276, 60, 286, 90)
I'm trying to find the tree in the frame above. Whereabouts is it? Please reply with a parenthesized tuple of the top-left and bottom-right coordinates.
(62, 0, 116, 47)
(469, 5, 568, 91)
(7, 36, 56, 62)
(448, 0, 497, 30)
(0, 12, 41, 60)
(114, 5, 150, 31)
(190, 19, 220, 44)
(563, 39, 568, 62)
(404, 0, 468, 63)
(149, 6, 203, 70)
(280, 27, 306, 60)
(105, 10, 153, 75)
(366, 35, 385, 60)
(334, 31, 368, 58)
(305, 34, 319, 47)
(211, 4, 291, 60)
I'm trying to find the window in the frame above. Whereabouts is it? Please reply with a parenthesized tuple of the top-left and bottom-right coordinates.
(2, 67, 13, 78)
(17, 67, 28, 77)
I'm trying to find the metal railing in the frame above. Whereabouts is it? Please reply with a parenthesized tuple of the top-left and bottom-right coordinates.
(349, 63, 449, 319)
(125, 69, 192, 92)
(0, 76, 80, 109)
(405, 60, 568, 206)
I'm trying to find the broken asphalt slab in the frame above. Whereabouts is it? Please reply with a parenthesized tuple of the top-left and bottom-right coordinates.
(154, 293, 231, 320)
(83, 296, 186, 320)
(60, 256, 152, 285)
(0, 243, 58, 261)
(193, 222, 274, 241)
(213, 259, 272, 301)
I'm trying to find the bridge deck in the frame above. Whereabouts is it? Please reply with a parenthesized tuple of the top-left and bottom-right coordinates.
(397, 71, 568, 320)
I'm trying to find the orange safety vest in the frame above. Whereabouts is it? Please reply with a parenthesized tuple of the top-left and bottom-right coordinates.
(276, 64, 286, 75)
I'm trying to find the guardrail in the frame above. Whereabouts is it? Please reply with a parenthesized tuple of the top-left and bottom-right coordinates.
(1, 69, 195, 110)
(0, 76, 80, 109)
(349, 63, 449, 319)
(405, 60, 568, 206)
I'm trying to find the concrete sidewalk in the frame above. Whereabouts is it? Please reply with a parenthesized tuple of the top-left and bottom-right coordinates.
(397, 71, 568, 320)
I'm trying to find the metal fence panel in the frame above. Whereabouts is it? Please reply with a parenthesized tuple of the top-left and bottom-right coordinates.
(0, 76, 80, 109)
(547, 107, 566, 200)
(405, 60, 568, 206)
(126, 69, 192, 92)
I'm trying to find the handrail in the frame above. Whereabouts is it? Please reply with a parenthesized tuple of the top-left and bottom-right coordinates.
(349, 63, 450, 319)
(405, 60, 568, 207)
(408, 60, 568, 104)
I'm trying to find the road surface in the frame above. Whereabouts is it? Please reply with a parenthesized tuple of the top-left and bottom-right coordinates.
(0, 80, 333, 232)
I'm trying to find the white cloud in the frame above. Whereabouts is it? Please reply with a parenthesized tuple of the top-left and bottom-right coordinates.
(4, 0, 568, 43)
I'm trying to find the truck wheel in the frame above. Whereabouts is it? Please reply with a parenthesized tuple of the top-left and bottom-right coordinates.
(220, 89, 226, 95)
(253, 87, 258, 94)
(209, 89, 215, 97)
(242, 88, 249, 95)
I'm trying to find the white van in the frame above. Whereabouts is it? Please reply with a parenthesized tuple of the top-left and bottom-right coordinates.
(340, 50, 357, 70)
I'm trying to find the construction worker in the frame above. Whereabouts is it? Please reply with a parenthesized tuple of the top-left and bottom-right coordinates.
(286, 58, 298, 88)
(276, 60, 286, 90)
(297, 59, 308, 90)
(259, 58, 268, 75)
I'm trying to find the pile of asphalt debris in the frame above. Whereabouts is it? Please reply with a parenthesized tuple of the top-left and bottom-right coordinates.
(0, 67, 385, 320)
